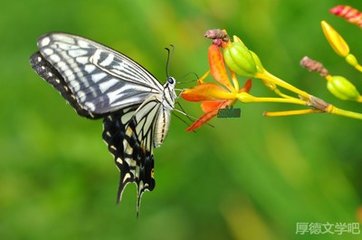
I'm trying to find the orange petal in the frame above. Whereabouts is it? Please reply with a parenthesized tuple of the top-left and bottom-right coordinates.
(201, 101, 227, 113)
(186, 100, 233, 131)
(208, 44, 234, 91)
(240, 79, 252, 92)
(181, 83, 235, 102)
(186, 109, 219, 132)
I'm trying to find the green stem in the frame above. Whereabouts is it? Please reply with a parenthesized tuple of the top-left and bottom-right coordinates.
(237, 93, 307, 105)
(256, 70, 310, 99)
(328, 105, 362, 119)
(264, 109, 323, 117)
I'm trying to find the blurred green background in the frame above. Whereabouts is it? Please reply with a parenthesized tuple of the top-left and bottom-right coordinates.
(1, 0, 361, 239)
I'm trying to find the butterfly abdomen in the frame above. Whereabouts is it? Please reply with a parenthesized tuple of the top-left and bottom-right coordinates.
(153, 106, 171, 148)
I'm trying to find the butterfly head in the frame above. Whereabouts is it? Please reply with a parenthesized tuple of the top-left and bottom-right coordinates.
(162, 77, 177, 109)
(167, 76, 175, 85)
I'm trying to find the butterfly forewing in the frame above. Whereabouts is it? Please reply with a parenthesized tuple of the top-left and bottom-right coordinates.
(30, 51, 102, 118)
(35, 33, 163, 115)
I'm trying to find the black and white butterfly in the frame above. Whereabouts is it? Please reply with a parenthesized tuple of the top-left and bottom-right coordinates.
(29, 33, 177, 213)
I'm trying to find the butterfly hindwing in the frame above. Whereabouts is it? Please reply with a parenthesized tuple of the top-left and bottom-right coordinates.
(103, 95, 164, 212)
(102, 106, 147, 202)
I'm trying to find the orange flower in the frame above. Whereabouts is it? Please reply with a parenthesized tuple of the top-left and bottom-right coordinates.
(181, 44, 252, 131)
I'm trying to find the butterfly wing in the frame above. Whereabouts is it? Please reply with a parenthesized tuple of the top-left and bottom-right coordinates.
(103, 94, 166, 213)
(30, 32, 163, 117)
(30, 51, 104, 118)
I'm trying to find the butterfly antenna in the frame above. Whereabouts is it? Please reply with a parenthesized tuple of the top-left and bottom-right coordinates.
(165, 44, 174, 78)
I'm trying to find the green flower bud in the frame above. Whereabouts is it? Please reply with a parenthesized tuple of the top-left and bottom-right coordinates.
(249, 51, 264, 73)
(223, 39, 257, 77)
(327, 76, 360, 101)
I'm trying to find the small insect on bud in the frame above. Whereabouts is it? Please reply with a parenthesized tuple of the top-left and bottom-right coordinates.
(223, 36, 258, 77)
(326, 75, 361, 101)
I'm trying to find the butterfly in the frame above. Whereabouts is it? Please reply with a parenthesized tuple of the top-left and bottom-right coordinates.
(29, 33, 177, 214)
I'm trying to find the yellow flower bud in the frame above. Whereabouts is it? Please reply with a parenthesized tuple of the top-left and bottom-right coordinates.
(321, 20, 350, 57)
(326, 75, 360, 101)
(223, 36, 257, 77)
